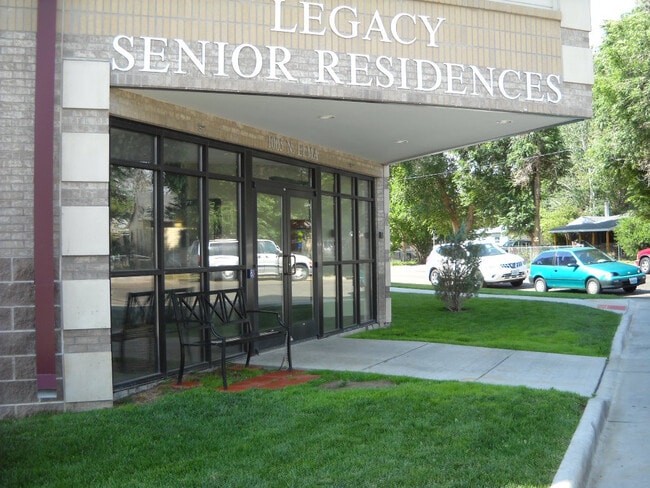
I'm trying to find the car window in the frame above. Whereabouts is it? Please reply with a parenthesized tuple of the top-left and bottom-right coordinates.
(437, 245, 455, 258)
(209, 242, 238, 256)
(472, 243, 504, 257)
(555, 251, 576, 266)
(532, 252, 554, 266)
(259, 240, 280, 254)
(575, 248, 613, 265)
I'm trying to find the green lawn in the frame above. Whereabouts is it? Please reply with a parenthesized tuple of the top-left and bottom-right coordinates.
(354, 292, 620, 357)
(1, 371, 585, 488)
(1, 293, 619, 486)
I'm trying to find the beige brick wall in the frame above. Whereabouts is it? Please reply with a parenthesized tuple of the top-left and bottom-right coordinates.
(0, 2, 65, 419)
(55, 0, 586, 118)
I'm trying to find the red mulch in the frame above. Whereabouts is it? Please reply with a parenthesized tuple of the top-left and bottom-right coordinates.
(170, 381, 201, 390)
(598, 304, 627, 312)
(221, 370, 320, 392)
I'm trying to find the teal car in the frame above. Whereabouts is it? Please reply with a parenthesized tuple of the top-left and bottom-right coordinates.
(529, 247, 646, 295)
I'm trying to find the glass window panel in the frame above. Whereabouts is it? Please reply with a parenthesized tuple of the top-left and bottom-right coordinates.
(321, 172, 335, 192)
(164, 274, 202, 375)
(110, 128, 155, 164)
(341, 198, 354, 260)
(290, 195, 314, 326)
(164, 139, 200, 170)
(206, 179, 240, 282)
(252, 157, 312, 187)
(110, 167, 155, 271)
(163, 173, 200, 269)
(342, 264, 355, 326)
(323, 265, 338, 333)
(359, 263, 373, 323)
(340, 175, 352, 194)
(111, 276, 158, 384)
(208, 147, 239, 176)
(322, 195, 336, 262)
(358, 200, 371, 260)
(256, 193, 283, 316)
(207, 179, 239, 240)
(358, 179, 370, 198)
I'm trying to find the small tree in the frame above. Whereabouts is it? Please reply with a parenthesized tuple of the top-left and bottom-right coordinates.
(434, 228, 482, 312)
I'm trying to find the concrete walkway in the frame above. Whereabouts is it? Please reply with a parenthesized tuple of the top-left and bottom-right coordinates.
(582, 298, 650, 488)
(247, 333, 606, 397)
(244, 288, 648, 487)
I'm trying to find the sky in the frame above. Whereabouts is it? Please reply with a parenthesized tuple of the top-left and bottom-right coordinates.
(590, 0, 638, 47)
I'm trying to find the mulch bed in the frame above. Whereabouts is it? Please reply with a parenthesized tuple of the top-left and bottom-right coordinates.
(221, 370, 320, 392)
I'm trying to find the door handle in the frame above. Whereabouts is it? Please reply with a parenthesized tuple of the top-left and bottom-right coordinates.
(284, 254, 297, 276)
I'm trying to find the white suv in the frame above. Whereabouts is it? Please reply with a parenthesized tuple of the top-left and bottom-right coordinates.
(208, 238, 312, 281)
(426, 242, 527, 287)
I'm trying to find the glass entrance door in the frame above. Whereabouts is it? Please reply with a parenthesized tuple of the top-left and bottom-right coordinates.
(256, 190, 315, 340)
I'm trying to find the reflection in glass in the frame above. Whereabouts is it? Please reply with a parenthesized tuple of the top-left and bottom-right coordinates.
(206, 179, 240, 281)
(291, 196, 313, 325)
(322, 195, 336, 262)
(359, 263, 372, 323)
(207, 179, 238, 240)
(253, 157, 312, 186)
(164, 139, 199, 170)
(257, 193, 283, 317)
(110, 128, 155, 164)
(358, 200, 371, 260)
(323, 265, 338, 333)
(341, 198, 354, 260)
(340, 175, 352, 194)
(111, 276, 157, 383)
(164, 274, 201, 376)
(358, 179, 370, 198)
(208, 147, 239, 176)
(321, 171, 335, 192)
(110, 167, 155, 271)
(342, 264, 355, 326)
(163, 173, 200, 269)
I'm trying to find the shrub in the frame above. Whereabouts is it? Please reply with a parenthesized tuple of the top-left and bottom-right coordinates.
(434, 231, 482, 312)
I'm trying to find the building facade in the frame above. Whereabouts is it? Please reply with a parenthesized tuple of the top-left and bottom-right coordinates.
(0, 0, 593, 417)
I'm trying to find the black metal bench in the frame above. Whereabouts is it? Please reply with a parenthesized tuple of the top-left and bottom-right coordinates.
(171, 288, 292, 389)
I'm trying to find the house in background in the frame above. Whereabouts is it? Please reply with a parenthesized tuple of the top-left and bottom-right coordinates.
(549, 215, 624, 254)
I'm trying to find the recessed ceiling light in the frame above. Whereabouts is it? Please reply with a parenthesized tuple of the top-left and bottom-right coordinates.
(496, 119, 512, 125)
(395, 139, 408, 144)
(319, 114, 336, 120)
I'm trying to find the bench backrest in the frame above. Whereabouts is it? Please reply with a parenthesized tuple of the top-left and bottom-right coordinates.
(172, 288, 252, 342)
(203, 289, 251, 338)
(123, 291, 155, 329)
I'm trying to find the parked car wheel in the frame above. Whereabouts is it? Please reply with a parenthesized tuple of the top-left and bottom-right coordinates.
(586, 278, 601, 295)
(534, 277, 547, 293)
(640, 256, 650, 274)
(429, 268, 440, 286)
(292, 264, 309, 281)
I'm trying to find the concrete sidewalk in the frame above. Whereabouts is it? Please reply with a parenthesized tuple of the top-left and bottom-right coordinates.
(582, 298, 650, 488)
(247, 334, 606, 397)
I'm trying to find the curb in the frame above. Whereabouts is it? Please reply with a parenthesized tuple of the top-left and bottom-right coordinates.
(551, 306, 632, 488)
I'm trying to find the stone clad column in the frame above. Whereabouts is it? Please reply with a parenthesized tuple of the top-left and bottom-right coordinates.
(60, 59, 113, 411)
